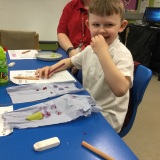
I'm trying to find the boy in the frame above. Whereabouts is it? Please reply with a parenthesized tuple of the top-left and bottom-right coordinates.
(36, 0, 134, 133)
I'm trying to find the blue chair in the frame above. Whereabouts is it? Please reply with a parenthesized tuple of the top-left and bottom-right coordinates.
(76, 70, 82, 84)
(76, 64, 152, 137)
(119, 64, 152, 137)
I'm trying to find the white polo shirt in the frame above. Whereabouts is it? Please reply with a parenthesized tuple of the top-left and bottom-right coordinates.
(71, 38, 134, 132)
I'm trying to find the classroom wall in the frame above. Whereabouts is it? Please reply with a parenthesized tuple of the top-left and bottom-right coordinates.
(0, 0, 157, 44)
(153, 0, 160, 7)
(149, 0, 155, 6)
(0, 0, 70, 41)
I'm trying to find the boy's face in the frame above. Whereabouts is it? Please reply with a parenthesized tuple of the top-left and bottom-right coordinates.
(86, 13, 127, 45)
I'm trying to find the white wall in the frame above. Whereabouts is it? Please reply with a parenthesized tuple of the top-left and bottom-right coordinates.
(154, 0, 160, 7)
(0, 0, 70, 41)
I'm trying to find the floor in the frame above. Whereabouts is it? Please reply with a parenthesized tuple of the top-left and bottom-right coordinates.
(123, 75, 160, 160)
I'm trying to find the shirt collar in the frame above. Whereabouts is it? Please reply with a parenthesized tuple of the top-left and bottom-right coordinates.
(108, 37, 120, 51)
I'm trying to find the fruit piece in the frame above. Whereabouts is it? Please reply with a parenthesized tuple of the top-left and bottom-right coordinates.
(26, 112, 44, 120)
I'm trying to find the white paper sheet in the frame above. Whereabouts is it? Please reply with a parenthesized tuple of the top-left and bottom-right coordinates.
(8, 50, 38, 59)
(10, 70, 76, 84)
(0, 106, 13, 136)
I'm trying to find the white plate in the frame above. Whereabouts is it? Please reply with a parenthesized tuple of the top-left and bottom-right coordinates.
(35, 52, 62, 61)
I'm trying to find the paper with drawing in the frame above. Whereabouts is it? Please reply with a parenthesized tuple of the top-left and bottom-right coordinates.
(8, 50, 38, 59)
(10, 70, 76, 84)
(0, 106, 13, 136)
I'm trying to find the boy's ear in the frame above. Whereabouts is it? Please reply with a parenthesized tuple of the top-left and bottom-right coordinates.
(85, 20, 90, 29)
(118, 20, 128, 33)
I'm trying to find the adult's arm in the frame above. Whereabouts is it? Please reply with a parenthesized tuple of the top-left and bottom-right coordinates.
(57, 33, 78, 57)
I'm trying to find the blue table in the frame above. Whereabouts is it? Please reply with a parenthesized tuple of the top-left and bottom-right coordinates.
(0, 49, 138, 160)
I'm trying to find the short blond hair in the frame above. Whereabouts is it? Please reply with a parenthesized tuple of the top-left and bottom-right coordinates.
(89, 0, 125, 21)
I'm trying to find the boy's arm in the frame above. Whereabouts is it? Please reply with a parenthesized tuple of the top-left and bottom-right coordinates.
(99, 53, 131, 97)
(35, 58, 73, 79)
(91, 35, 131, 97)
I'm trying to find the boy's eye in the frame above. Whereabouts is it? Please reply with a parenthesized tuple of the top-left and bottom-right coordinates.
(105, 24, 114, 27)
(92, 23, 99, 27)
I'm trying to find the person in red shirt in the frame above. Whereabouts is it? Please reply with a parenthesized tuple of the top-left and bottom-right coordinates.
(57, 0, 92, 58)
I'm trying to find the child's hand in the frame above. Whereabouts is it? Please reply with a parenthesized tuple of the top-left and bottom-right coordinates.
(35, 66, 52, 79)
(90, 35, 109, 55)
(71, 66, 78, 75)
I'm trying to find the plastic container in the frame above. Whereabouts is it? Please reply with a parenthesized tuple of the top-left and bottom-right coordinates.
(0, 46, 8, 86)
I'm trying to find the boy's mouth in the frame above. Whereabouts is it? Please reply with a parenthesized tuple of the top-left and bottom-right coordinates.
(104, 36, 109, 40)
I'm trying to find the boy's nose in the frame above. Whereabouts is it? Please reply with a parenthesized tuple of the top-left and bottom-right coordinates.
(99, 26, 106, 33)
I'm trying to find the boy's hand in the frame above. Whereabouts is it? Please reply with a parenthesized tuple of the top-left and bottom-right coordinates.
(35, 66, 52, 79)
(90, 35, 109, 55)
(71, 66, 78, 74)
